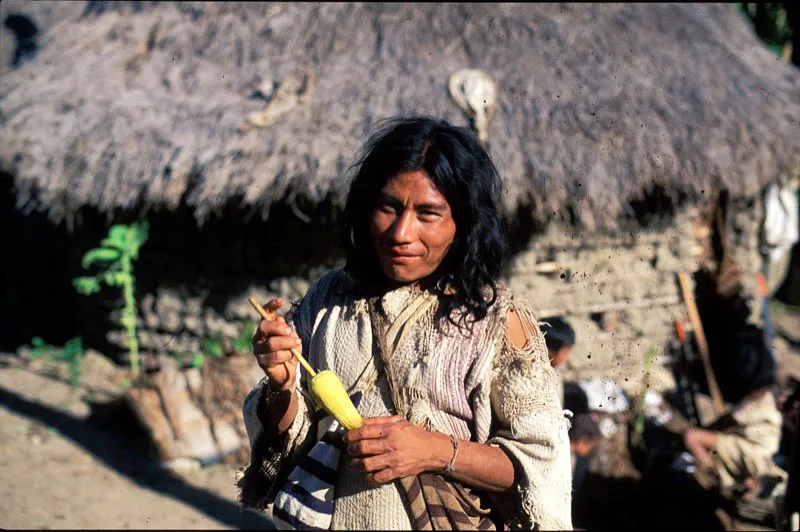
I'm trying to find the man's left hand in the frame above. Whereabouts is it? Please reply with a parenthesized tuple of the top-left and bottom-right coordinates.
(344, 415, 452, 484)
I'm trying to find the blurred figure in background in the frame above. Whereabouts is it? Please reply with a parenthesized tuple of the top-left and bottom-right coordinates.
(682, 356, 784, 493)
(542, 316, 599, 502)
(542, 316, 576, 409)
(543, 316, 576, 369)
(569, 412, 601, 499)
(684, 245, 786, 496)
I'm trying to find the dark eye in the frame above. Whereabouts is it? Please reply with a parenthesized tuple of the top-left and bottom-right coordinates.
(376, 201, 395, 214)
(418, 210, 440, 221)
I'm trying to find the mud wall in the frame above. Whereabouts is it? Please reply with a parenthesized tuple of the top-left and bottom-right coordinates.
(123, 201, 762, 396)
(4, 176, 763, 395)
(505, 210, 698, 396)
(507, 199, 763, 397)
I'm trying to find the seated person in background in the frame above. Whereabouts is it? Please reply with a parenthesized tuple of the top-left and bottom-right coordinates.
(682, 258, 786, 494)
(682, 352, 784, 493)
(570, 412, 601, 497)
(542, 316, 576, 408)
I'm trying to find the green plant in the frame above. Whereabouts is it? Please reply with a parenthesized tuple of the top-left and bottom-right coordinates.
(29, 336, 85, 390)
(189, 335, 225, 369)
(739, 3, 796, 64)
(233, 319, 257, 354)
(73, 221, 148, 376)
(202, 337, 225, 358)
(190, 320, 256, 369)
(631, 345, 657, 449)
(191, 353, 207, 369)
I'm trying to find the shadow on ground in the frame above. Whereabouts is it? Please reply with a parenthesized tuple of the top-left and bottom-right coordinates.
(0, 385, 274, 530)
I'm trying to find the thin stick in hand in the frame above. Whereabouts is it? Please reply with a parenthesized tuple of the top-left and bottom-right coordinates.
(247, 296, 317, 377)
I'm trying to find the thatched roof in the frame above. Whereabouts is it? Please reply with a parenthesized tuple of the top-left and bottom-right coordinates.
(2, 2, 799, 230)
(0, 0, 79, 68)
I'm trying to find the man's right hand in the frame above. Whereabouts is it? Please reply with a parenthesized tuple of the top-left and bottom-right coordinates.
(252, 298, 301, 393)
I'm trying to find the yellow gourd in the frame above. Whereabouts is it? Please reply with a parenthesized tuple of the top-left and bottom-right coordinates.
(248, 297, 363, 430)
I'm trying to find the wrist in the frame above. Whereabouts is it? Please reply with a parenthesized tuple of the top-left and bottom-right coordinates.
(262, 381, 299, 435)
(268, 378, 296, 395)
(429, 432, 458, 473)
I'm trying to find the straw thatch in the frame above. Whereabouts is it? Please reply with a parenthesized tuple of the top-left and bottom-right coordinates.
(1, 2, 799, 230)
(0, 0, 78, 68)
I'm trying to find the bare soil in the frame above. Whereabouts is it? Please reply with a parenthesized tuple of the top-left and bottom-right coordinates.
(0, 352, 274, 530)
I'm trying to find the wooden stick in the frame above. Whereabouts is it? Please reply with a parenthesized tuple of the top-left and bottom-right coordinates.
(247, 296, 317, 378)
(677, 272, 725, 416)
(532, 261, 563, 273)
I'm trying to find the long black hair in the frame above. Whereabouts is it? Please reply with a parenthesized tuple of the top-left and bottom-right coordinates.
(541, 316, 577, 352)
(342, 116, 507, 329)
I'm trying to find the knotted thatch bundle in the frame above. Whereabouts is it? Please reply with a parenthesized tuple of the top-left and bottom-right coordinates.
(1, 2, 799, 231)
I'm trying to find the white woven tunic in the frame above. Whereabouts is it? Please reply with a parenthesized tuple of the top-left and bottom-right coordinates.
(241, 269, 573, 530)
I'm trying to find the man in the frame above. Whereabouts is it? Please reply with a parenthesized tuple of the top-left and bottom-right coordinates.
(238, 117, 572, 530)
(543, 316, 576, 369)
(683, 379, 784, 492)
(543, 316, 576, 408)
(569, 413, 600, 499)
(682, 255, 785, 495)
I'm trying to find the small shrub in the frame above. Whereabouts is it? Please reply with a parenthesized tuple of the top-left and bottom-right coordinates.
(29, 336, 84, 389)
(73, 221, 148, 376)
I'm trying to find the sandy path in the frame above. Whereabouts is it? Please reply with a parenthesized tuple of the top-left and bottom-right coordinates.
(0, 358, 274, 530)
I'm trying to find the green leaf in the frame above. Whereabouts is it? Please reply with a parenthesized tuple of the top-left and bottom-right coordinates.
(68, 359, 82, 389)
(101, 225, 130, 251)
(191, 354, 206, 369)
(30, 337, 50, 359)
(766, 42, 783, 58)
(73, 277, 102, 295)
(234, 320, 256, 354)
(128, 220, 149, 259)
(103, 271, 130, 287)
(62, 337, 84, 359)
(202, 337, 224, 358)
(81, 247, 121, 269)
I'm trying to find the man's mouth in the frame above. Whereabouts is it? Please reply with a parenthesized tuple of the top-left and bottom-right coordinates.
(385, 249, 419, 262)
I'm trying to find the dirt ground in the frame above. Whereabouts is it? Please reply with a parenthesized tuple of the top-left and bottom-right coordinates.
(0, 352, 275, 530)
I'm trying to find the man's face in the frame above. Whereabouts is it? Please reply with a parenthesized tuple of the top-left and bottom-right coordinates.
(549, 346, 572, 368)
(370, 170, 457, 284)
(571, 438, 596, 458)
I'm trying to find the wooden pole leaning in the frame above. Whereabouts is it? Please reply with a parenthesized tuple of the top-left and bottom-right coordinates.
(676, 272, 725, 417)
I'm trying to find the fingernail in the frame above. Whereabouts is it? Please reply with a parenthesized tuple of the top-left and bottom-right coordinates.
(285, 327, 293, 335)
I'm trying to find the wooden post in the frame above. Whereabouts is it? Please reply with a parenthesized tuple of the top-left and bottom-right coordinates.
(677, 272, 726, 416)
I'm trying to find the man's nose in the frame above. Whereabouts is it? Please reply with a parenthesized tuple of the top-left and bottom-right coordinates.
(390, 210, 414, 243)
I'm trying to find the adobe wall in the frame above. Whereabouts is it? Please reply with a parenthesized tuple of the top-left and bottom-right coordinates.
(5, 177, 764, 399)
(118, 202, 764, 396)
(505, 210, 698, 397)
